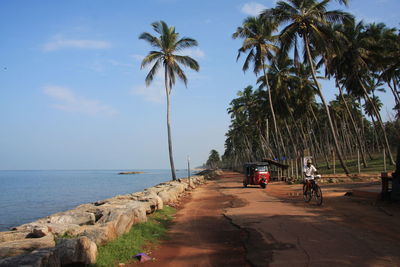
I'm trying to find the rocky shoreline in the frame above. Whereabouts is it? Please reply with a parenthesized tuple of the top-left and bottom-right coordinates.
(0, 171, 220, 266)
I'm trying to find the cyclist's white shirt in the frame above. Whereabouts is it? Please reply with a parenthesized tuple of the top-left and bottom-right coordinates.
(304, 165, 317, 179)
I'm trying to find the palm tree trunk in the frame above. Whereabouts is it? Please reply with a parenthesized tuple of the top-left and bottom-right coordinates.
(278, 127, 288, 157)
(304, 35, 349, 174)
(360, 82, 395, 165)
(286, 101, 307, 151)
(284, 120, 297, 157)
(309, 104, 328, 160)
(165, 67, 177, 180)
(261, 58, 280, 158)
(388, 81, 400, 107)
(337, 82, 368, 167)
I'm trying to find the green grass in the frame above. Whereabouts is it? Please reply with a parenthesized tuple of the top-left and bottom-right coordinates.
(317, 153, 395, 175)
(92, 205, 176, 267)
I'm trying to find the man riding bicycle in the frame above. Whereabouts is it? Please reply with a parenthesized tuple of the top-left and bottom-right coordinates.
(303, 159, 319, 193)
(303, 159, 323, 205)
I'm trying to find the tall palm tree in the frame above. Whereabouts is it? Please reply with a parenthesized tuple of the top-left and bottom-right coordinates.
(335, 19, 396, 165)
(139, 21, 200, 180)
(262, 0, 353, 174)
(232, 16, 280, 157)
(325, 19, 369, 167)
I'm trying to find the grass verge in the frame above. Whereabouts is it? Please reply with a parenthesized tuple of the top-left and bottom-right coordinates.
(317, 153, 396, 175)
(91, 205, 176, 267)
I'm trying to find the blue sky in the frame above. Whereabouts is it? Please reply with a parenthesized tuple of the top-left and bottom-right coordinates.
(0, 0, 399, 170)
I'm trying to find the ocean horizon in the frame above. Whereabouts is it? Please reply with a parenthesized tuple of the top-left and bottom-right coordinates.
(0, 169, 191, 231)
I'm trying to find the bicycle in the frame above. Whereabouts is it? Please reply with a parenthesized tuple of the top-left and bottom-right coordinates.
(303, 175, 323, 205)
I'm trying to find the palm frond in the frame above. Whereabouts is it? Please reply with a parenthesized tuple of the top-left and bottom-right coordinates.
(174, 55, 200, 71)
(175, 38, 198, 50)
(145, 58, 162, 86)
(141, 51, 163, 69)
(171, 62, 188, 87)
(138, 32, 161, 48)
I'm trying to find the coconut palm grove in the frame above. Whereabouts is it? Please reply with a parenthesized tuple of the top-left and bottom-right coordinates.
(218, 0, 399, 174)
(140, 0, 399, 177)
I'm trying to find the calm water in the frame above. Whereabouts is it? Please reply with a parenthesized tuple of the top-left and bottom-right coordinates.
(0, 169, 189, 231)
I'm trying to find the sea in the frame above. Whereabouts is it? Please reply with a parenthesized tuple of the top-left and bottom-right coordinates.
(0, 169, 191, 231)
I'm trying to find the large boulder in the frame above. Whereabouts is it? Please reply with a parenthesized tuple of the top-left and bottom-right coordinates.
(0, 235, 55, 259)
(56, 236, 97, 266)
(157, 182, 187, 203)
(15, 223, 81, 238)
(96, 203, 147, 237)
(0, 231, 30, 243)
(130, 191, 164, 214)
(80, 224, 116, 245)
(47, 211, 95, 226)
(79, 203, 147, 245)
(0, 248, 59, 267)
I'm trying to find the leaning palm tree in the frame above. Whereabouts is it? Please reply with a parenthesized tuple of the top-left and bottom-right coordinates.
(262, 0, 353, 174)
(232, 16, 280, 157)
(335, 19, 396, 165)
(139, 21, 200, 180)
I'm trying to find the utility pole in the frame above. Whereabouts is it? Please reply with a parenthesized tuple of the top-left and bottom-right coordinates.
(187, 156, 191, 187)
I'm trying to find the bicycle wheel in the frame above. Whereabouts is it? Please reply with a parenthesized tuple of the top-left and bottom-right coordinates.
(314, 184, 323, 205)
(303, 183, 312, 202)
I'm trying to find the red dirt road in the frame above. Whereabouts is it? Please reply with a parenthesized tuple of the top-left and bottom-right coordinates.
(138, 172, 400, 266)
(139, 173, 249, 267)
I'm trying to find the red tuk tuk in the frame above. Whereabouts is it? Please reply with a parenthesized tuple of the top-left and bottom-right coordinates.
(243, 159, 289, 188)
(243, 162, 270, 188)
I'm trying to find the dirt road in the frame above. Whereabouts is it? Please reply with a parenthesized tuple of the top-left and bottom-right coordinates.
(140, 172, 400, 267)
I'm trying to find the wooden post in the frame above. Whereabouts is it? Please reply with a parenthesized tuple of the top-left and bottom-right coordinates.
(357, 149, 360, 173)
(291, 159, 293, 179)
(383, 148, 387, 172)
(333, 150, 336, 174)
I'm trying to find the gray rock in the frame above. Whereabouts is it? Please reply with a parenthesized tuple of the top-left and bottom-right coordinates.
(130, 191, 164, 214)
(97, 204, 147, 236)
(80, 224, 116, 245)
(0, 248, 59, 267)
(0, 231, 30, 243)
(56, 236, 97, 266)
(0, 235, 55, 259)
(157, 182, 187, 203)
(16, 223, 81, 238)
(48, 211, 95, 226)
(30, 226, 50, 238)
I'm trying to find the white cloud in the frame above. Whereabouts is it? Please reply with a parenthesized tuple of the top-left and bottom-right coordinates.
(240, 2, 267, 16)
(43, 85, 118, 116)
(132, 82, 165, 104)
(179, 48, 205, 59)
(132, 63, 165, 103)
(88, 59, 134, 73)
(130, 54, 145, 62)
(43, 35, 111, 51)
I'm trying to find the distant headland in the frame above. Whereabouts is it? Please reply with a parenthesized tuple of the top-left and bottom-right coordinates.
(118, 171, 145, 175)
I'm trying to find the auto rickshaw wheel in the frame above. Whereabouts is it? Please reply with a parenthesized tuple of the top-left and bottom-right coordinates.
(243, 182, 248, 187)
(260, 183, 266, 189)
